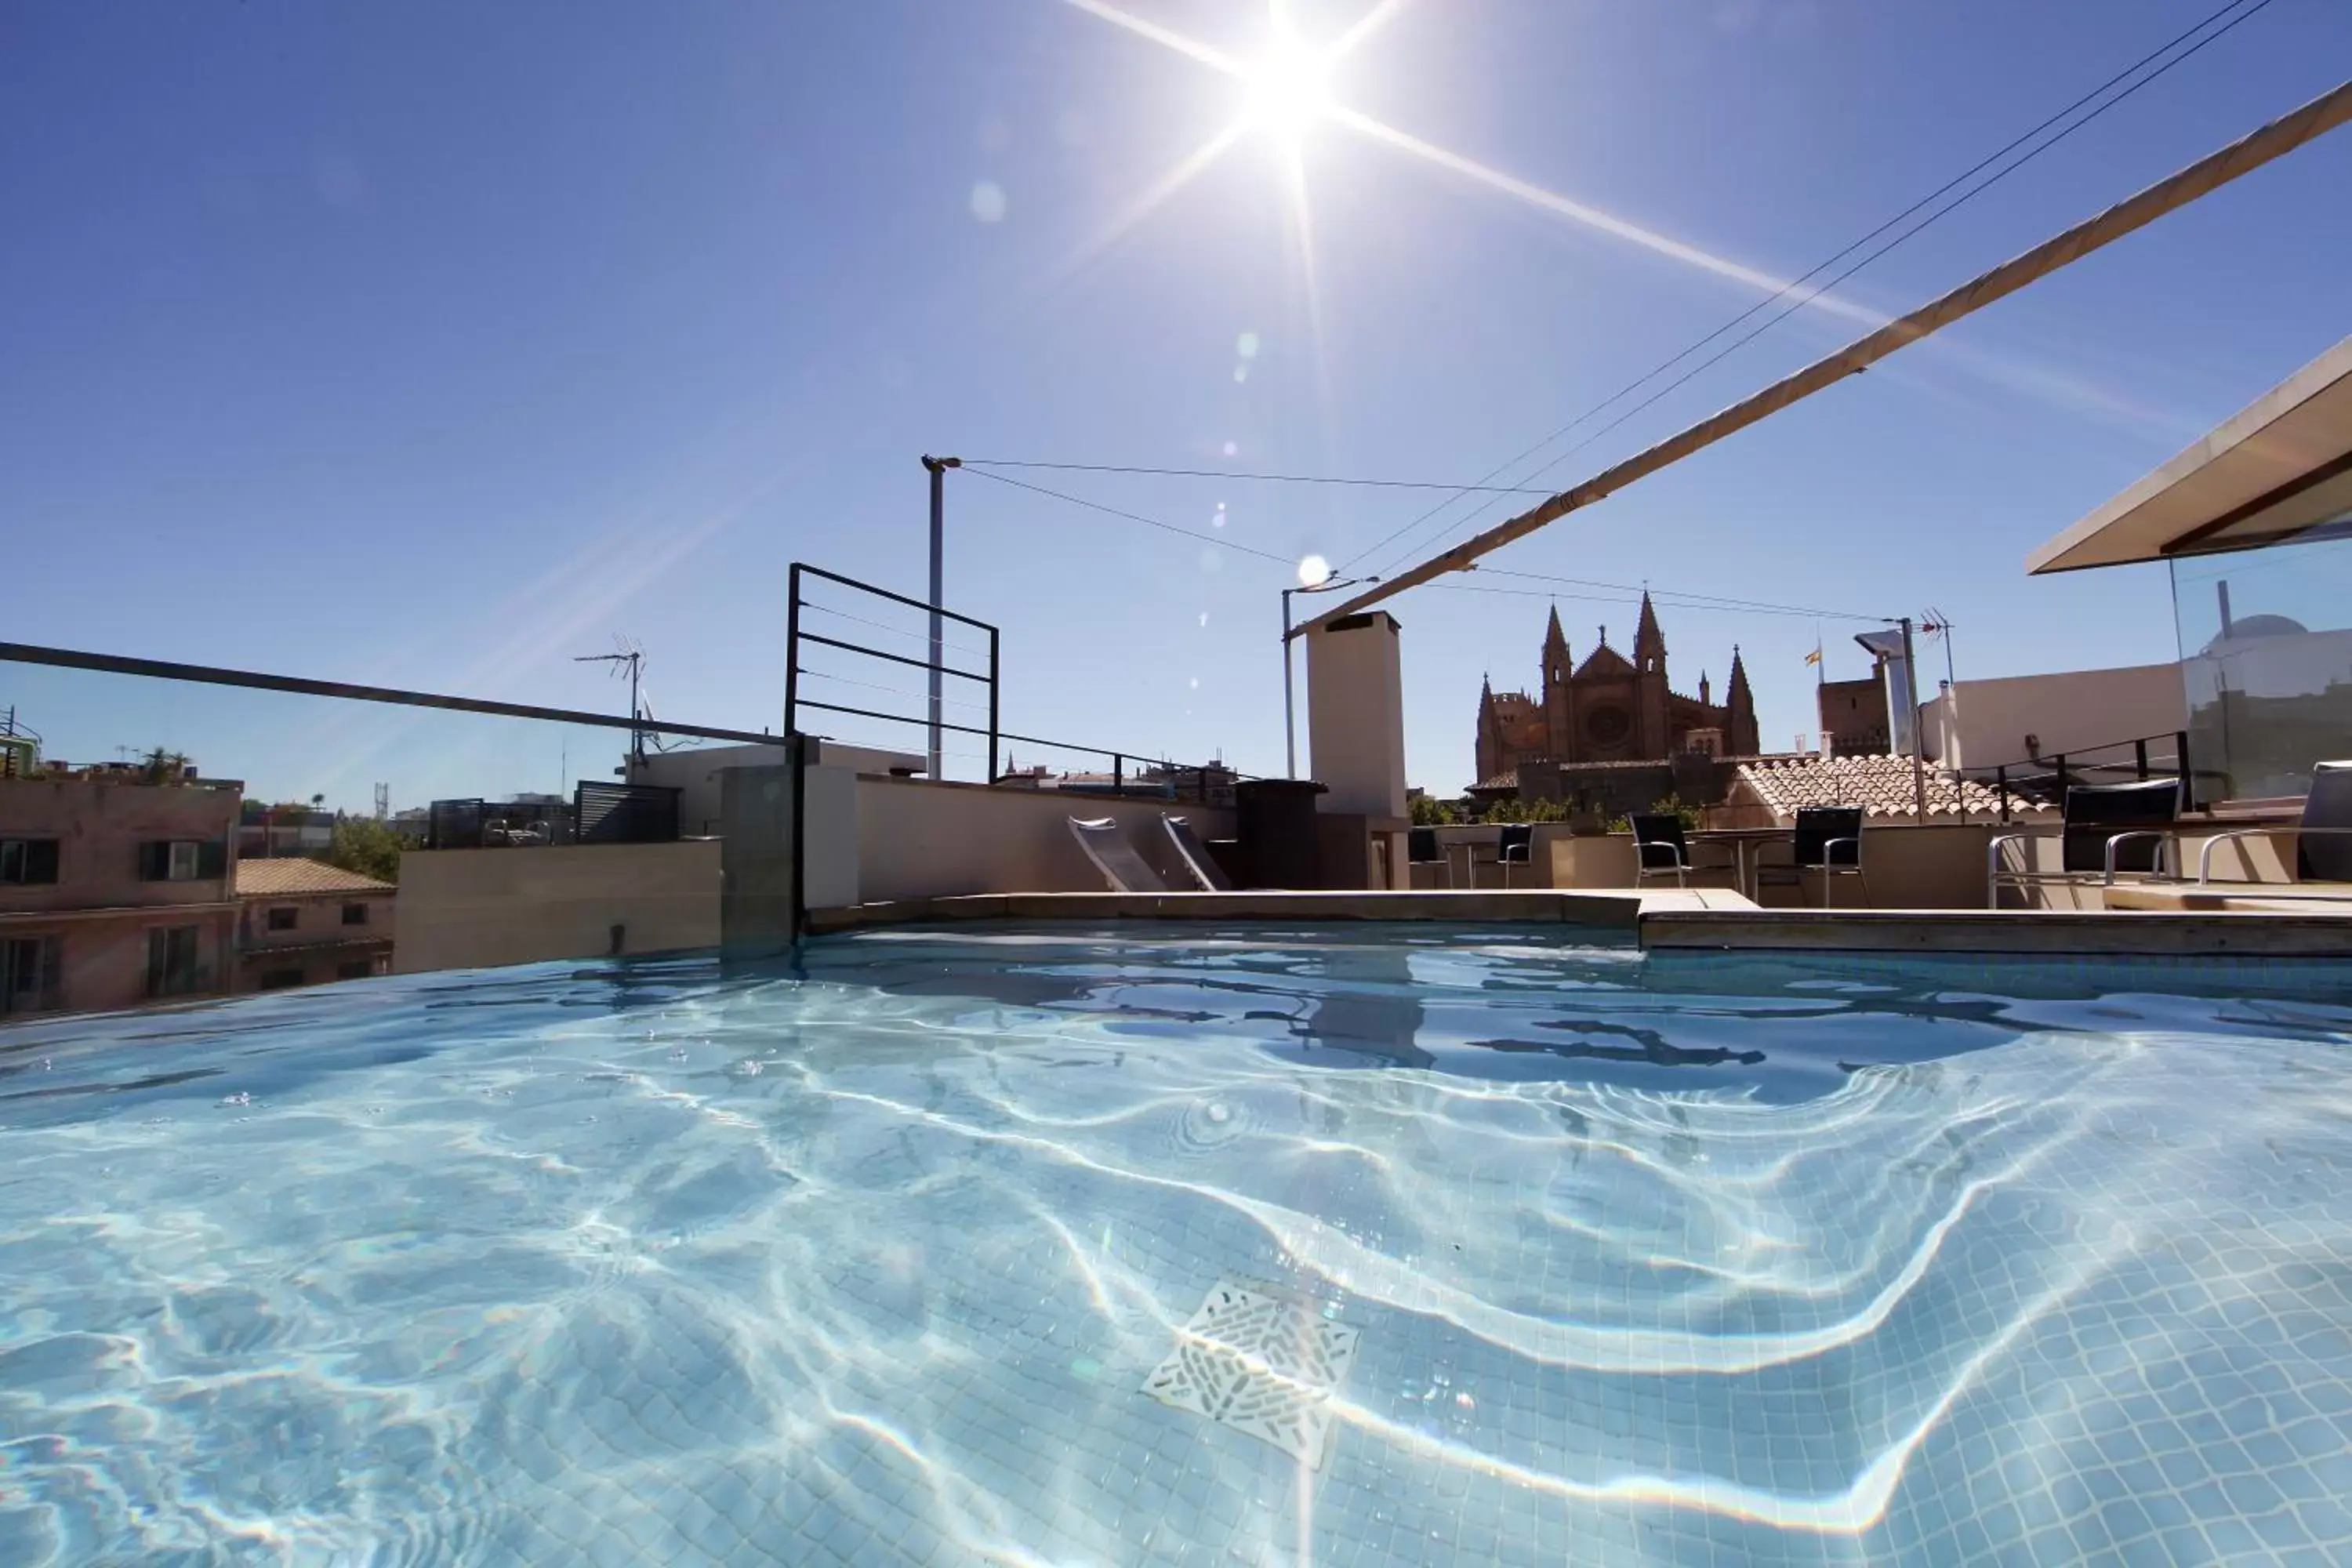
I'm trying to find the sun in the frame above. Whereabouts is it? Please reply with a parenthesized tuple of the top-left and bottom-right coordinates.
(1244, 27, 1335, 144)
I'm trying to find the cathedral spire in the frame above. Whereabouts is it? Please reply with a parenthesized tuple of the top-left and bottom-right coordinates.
(1726, 644, 1759, 755)
(1634, 591, 1665, 664)
(1699, 670, 1711, 706)
(1543, 604, 1568, 655)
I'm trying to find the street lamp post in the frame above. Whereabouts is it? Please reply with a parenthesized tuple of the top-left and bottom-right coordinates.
(1280, 570, 1374, 780)
(920, 455, 960, 779)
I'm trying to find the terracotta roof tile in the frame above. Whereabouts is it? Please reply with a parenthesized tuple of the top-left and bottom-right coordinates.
(235, 858, 396, 898)
(1736, 754, 2053, 821)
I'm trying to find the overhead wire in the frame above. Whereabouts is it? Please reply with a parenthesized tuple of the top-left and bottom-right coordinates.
(956, 458, 1557, 494)
(1472, 567, 1886, 622)
(1342, 0, 2281, 579)
(953, 464, 1878, 622)
(960, 465, 1297, 564)
(1422, 583, 1867, 624)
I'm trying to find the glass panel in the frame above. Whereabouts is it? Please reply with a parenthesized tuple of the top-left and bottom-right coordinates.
(2172, 527, 2352, 804)
(1, 656, 786, 1022)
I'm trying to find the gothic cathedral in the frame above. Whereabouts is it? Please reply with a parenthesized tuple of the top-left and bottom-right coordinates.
(1474, 593, 1758, 786)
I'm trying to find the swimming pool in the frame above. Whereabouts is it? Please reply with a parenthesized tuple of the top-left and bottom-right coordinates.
(4, 924, 2350, 1564)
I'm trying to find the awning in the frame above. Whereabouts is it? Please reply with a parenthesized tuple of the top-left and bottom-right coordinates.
(2028, 335, 2352, 574)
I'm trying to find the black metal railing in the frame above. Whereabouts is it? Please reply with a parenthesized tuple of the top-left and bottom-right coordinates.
(785, 563, 1244, 801)
(1985, 729, 2194, 822)
(786, 562, 1000, 779)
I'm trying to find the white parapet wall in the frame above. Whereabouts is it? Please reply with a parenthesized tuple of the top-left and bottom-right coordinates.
(1918, 663, 2187, 772)
(391, 774, 1240, 972)
(844, 775, 1236, 906)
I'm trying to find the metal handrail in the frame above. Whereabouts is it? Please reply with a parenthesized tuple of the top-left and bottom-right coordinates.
(788, 561, 1000, 780)
(1983, 728, 2194, 823)
(0, 641, 781, 747)
(786, 562, 1254, 802)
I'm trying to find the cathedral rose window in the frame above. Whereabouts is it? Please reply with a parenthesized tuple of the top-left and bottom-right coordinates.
(1586, 705, 1630, 745)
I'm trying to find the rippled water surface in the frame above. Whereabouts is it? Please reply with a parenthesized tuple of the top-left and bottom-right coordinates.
(5, 924, 2352, 1565)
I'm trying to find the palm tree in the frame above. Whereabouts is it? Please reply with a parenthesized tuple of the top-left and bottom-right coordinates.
(139, 746, 191, 785)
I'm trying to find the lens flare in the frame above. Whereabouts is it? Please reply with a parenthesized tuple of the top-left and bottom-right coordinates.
(1245, 28, 1335, 145)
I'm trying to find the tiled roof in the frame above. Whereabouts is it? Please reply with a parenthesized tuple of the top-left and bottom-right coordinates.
(1472, 770, 1519, 793)
(1736, 754, 2054, 820)
(235, 858, 395, 897)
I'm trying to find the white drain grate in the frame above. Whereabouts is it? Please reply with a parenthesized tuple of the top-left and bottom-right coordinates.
(1142, 1279, 1360, 1468)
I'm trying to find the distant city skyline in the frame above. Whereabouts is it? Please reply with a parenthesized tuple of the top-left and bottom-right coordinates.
(6, 2, 2350, 795)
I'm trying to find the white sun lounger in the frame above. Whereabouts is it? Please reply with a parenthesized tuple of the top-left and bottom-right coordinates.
(1067, 817, 1171, 893)
(1161, 815, 1234, 891)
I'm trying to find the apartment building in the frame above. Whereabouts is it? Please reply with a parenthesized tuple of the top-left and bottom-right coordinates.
(0, 771, 241, 1019)
(234, 858, 395, 991)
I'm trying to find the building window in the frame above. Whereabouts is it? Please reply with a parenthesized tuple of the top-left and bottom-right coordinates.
(259, 968, 306, 990)
(140, 840, 227, 882)
(1, 935, 61, 1014)
(336, 959, 375, 982)
(267, 906, 299, 932)
(146, 925, 204, 998)
(341, 902, 369, 927)
(1, 838, 60, 885)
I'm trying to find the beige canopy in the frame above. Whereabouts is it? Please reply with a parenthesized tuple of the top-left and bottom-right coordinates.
(2028, 335, 2352, 574)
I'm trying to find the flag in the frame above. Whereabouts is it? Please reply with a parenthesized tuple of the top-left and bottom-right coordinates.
(1803, 647, 1821, 666)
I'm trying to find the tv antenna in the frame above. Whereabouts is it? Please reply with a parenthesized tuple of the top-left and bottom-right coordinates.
(575, 636, 647, 764)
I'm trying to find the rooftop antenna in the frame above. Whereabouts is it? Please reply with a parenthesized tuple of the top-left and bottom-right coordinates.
(575, 636, 646, 765)
(1922, 608, 1958, 692)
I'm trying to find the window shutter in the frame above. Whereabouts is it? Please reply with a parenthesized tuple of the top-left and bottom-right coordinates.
(138, 841, 168, 880)
(25, 840, 59, 884)
(196, 840, 227, 879)
(39, 936, 62, 1004)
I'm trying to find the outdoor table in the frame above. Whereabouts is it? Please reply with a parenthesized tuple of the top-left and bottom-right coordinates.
(1686, 826, 1795, 902)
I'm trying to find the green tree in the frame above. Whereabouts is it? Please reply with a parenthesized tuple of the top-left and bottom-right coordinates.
(1479, 795, 1569, 824)
(323, 818, 402, 884)
(1409, 794, 1461, 826)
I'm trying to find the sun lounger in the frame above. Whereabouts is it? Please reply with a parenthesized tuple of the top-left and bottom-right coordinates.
(1067, 817, 1171, 893)
(1161, 815, 1234, 891)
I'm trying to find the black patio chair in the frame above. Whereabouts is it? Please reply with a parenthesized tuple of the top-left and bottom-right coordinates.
(1987, 777, 2180, 908)
(1628, 814, 1736, 889)
(2196, 760, 2352, 888)
(1756, 807, 1867, 906)
(1494, 823, 1535, 888)
(1407, 826, 1452, 888)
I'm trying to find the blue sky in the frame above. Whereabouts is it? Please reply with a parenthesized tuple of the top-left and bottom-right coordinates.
(4, 0, 2349, 804)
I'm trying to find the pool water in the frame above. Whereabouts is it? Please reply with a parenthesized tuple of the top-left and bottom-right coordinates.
(5, 924, 2352, 1565)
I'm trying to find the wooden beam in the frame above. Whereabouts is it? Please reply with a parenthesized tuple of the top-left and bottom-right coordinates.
(1301, 78, 2352, 634)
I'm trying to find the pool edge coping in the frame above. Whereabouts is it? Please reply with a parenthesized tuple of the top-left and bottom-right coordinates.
(804, 892, 2352, 959)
